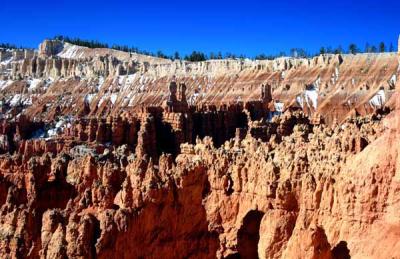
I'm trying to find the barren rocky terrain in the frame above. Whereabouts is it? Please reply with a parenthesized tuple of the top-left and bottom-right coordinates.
(0, 38, 399, 258)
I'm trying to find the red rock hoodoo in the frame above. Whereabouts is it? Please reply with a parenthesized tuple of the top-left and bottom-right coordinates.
(0, 38, 399, 258)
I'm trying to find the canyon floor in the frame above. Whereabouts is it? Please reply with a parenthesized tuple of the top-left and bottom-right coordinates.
(0, 39, 399, 258)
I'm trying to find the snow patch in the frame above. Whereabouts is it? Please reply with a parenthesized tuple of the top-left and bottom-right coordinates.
(31, 117, 73, 139)
(304, 86, 318, 110)
(110, 94, 117, 105)
(98, 95, 106, 107)
(126, 74, 136, 84)
(389, 74, 396, 86)
(267, 101, 285, 121)
(45, 77, 55, 87)
(85, 93, 96, 104)
(57, 43, 85, 59)
(369, 89, 385, 109)
(331, 67, 340, 84)
(296, 95, 304, 108)
(0, 56, 13, 65)
(295, 84, 319, 110)
(116, 74, 136, 92)
(188, 92, 200, 105)
(95, 76, 104, 91)
(22, 96, 33, 106)
(274, 101, 284, 113)
(0, 80, 13, 90)
(28, 79, 43, 91)
(9, 94, 22, 106)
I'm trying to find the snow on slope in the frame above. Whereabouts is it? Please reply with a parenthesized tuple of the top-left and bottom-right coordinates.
(295, 84, 319, 110)
(0, 56, 13, 65)
(369, 89, 386, 109)
(28, 79, 43, 91)
(274, 101, 284, 112)
(0, 80, 13, 90)
(57, 43, 86, 59)
(304, 87, 318, 110)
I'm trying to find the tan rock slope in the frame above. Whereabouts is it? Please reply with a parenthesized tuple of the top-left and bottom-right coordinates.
(0, 37, 399, 258)
(1, 39, 398, 122)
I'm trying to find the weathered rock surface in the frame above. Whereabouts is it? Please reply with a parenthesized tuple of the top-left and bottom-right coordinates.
(0, 38, 399, 258)
(1, 39, 398, 124)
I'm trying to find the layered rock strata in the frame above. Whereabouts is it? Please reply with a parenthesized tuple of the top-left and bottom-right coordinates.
(0, 38, 398, 259)
(1, 39, 398, 124)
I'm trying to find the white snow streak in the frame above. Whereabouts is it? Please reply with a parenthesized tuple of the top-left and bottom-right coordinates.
(369, 89, 386, 109)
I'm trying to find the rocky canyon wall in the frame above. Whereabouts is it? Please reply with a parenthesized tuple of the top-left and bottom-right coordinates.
(1, 39, 398, 123)
(0, 38, 399, 258)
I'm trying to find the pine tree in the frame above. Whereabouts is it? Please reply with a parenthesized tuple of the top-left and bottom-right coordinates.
(174, 52, 180, 60)
(184, 51, 207, 62)
(334, 45, 344, 54)
(255, 54, 267, 60)
(348, 44, 358, 54)
(379, 42, 386, 52)
(156, 51, 169, 59)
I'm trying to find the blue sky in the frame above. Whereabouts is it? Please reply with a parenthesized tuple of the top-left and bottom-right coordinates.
(1, 0, 399, 57)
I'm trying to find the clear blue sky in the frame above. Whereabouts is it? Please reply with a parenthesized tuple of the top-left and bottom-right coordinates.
(1, 0, 399, 57)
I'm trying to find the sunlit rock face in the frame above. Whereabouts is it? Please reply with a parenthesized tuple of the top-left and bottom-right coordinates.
(0, 39, 399, 258)
(1, 39, 398, 122)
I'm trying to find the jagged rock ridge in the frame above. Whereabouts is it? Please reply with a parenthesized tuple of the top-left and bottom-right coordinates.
(0, 38, 399, 258)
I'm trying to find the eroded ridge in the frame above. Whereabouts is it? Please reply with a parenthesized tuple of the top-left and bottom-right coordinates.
(1, 39, 398, 123)
(0, 38, 399, 258)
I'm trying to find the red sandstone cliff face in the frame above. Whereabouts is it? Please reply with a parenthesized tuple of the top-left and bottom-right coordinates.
(0, 39, 399, 258)
(0, 109, 398, 258)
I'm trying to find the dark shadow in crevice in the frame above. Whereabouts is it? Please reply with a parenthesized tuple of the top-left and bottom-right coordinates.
(225, 175, 234, 196)
(155, 118, 178, 157)
(237, 210, 265, 259)
(91, 216, 101, 259)
(202, 178, 211, 199)
(331, 240, 351, 259)
(224, 252, 240, 259)
(191, 110, 248, 148)
(37, 180, 76, 212)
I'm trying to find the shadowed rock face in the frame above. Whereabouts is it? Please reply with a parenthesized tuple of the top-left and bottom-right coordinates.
(0, 39, 399, 258)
